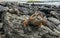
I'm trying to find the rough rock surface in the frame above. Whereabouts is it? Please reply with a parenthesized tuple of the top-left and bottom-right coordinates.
(0, 2, 60, 38)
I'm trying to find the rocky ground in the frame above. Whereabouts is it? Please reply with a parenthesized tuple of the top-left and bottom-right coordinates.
(0, 2, 60, 38)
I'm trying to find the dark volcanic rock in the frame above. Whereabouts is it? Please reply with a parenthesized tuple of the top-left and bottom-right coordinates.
(0, 1, 60, 38)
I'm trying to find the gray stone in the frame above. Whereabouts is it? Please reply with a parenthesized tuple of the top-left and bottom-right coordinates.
(48, 17, 60, 25)
(0, 23, 3, 28)
(0, 2, 60, 38)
